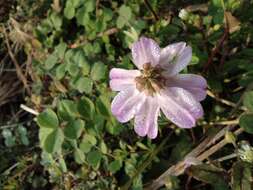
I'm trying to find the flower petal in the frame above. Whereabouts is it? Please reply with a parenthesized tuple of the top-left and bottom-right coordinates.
(134, 96, 160, 139)
(166, 74, 207, 101)
(111, 88, 145, 123)
(160, 42, 186, 67)
(110, 79, 135, 91)
(160, 43, 192, 76)
(109, 68, 140, 79)
(109, 68, 140, 91)
(131, 37, 160, 69)
(163, 87, 204, 120)
(159, 89, 197, 128)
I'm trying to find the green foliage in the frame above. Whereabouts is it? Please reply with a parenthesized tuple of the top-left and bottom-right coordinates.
(190, 164, 229, 190)
(64, 119, 85, 139)
(43, 128, 64, 153)
(239, 113, 253, 134)
(37, 109, 59, 129)
(231, 161, 252, 190)
(243, 91, 253, 112)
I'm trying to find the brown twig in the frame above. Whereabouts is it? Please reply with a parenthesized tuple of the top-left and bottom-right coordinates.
(143, 0, 159, 21)
(203, 27, 229, 72)
(185, 3, 208, 13)
(3, 27, 31, 95)
(145, 126, 243, 190)
(97, 27, 118, 37)
(96, 0, 100, 17)
(207, 90, 247, 111)
(197, 128, 243, 161)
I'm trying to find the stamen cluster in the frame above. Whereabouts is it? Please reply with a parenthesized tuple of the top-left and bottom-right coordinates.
(135, 63, 166, 96)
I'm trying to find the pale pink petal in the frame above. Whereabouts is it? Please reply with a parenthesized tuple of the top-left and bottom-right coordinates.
(163, 87, 203, 120)
(111, 88, 145, 123)
(147, 104, 160, 139)
(174, 46, 192, 73)
(161, 44, 192, 76)
(110, 79, 135, 91)
(109, 68, 140, 91)
(109, 68, 140, 79)
(131, 37, 160, 69)
(158, 90, 196, 128)
(166, 74, 207, 101)
(134, 97, 159, 138)
(160, 42, 186, 67)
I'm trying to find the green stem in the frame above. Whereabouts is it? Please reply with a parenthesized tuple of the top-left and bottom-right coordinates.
(121, 131, 173, 190)
(220, 0, 225, 11)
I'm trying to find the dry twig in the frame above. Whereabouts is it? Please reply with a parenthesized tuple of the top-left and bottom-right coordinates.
(145, 127, 243, 190)
(3, 27, 31, 95)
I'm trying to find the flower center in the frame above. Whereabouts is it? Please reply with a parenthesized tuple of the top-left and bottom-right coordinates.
(135, 63, 166, 96)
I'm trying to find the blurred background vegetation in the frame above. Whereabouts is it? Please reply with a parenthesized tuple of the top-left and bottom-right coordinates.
(1, 0, 253, 189)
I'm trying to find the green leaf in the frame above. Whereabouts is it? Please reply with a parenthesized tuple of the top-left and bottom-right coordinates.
(116, 16, 126, 29)
(100, 141, 107, 154)
(79, 134, 97, 153)
(75, 7, 89, 26)
(2, 129, 16, 147)
(73, 49, 90, 75)
(239, 113, 253, 134)
(64, 1, 75, 19)
(108, 160, 122, 173)
(67, 63, 79, 76)
(80, 139, 93, 153)
(116, 5, 132, 28)
(64, 119, 85, 139)
(84, 134, 97, 145)
(74, 148, 85, 164)
(87, 150, 102, 169)
(57, 100, 78, 121)
(119, 5, 132, 20)
(189, 164, 229, 190)
(77, 97, 95, 120)
(84, 0, 95, 13)
(90, 62, 107, 81)
(212, 0, 223, 8)
(243, 91, 253, 112)
(96, 96, 111, 118)
(56, 64, 66, 80)
(72, 77, 93, 93)
(44, 128, 64, 153)
(55, 42, 67, 58)
(45, 54, 58, 70)
(70, 0, 80, 7)
(37, 109, 59, 128)
(18, 126, 29, 146)
(58, 157, 67, 172)
(105, 119, 123, 135)
(50, 12, 62, 30)
(232, 161, 252, 190)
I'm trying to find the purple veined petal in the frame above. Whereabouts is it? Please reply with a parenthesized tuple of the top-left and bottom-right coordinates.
(161, 44, 192, 76)
(147, 102, 160, 139)
(109, 68, 141, 79)
(158, 90, 196, 128)
(109, 68, 141, 91)
(163, 87, 204, 120)
(111, 87, 145, 123)
(110, 78, 135, 91)
(134, 96, 160, 139)
(166, 74, 207, 101)
(159, 42, 186, 68)
(131, 37, 160, 69)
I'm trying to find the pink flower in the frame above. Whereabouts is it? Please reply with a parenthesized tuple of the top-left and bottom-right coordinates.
(109, 37, 207, 139)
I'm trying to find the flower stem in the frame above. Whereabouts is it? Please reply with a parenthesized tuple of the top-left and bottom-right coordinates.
(121, 130, 173, 190)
